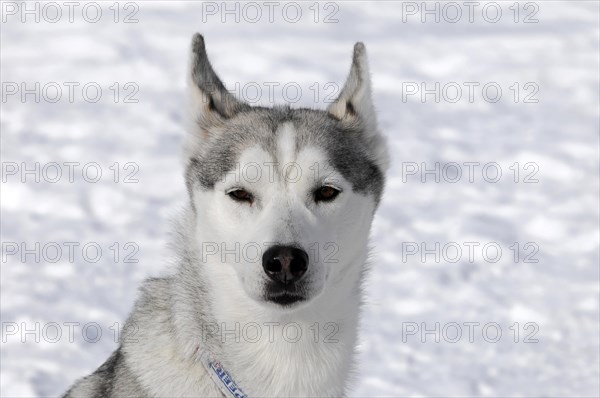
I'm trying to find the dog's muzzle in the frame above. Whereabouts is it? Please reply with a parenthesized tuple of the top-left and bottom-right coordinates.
(262, 245, 309, 305)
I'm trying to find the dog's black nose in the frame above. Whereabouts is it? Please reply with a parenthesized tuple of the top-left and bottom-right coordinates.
(262, 245, 309, 285)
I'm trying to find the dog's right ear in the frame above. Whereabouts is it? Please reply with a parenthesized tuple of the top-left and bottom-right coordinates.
(187, 34, 249, 137)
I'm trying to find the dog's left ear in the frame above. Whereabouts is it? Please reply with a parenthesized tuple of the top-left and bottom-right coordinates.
(187, 34, 249, 136)
(328, 43, 389, 170)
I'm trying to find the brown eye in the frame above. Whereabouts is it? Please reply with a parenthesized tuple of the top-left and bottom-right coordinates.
(314, 186, 340, 202)
(228, 189, 253, 203)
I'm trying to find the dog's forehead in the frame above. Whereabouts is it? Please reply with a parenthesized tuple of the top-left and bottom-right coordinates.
(222, 106, 336, 151)
(188, 106, 384, 199)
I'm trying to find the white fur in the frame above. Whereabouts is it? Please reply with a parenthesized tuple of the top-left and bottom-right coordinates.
(185, 125, 376, 397)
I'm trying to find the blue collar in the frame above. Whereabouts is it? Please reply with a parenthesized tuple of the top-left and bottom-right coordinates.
(198, 348, 249, 398)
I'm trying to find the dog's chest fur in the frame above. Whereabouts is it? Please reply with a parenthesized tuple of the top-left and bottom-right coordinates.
(216, 300, 357, 396)
(119, 277, 358, 397)
(226, 323, 353, 396)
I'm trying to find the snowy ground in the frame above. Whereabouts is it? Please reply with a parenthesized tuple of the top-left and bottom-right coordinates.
(1, 1, 599, 397)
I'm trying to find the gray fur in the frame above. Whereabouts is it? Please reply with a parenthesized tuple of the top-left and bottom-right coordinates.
(185, 37, 386, 205)
(186, 106, 385, 201)
(190, 33, 250, 118)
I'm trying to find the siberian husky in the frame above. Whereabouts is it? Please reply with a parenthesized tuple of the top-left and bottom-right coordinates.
(64, 33, 388, 397)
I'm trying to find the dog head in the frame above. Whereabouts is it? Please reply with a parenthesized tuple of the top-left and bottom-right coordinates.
(184, 34, 388, 310)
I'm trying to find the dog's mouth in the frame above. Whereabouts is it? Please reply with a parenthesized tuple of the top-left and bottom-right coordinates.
(266, 293, 306, 306)
(263, 282, 307, 306)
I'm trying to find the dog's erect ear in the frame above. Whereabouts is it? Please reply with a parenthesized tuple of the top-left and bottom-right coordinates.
(328, 43, 389, 170)
(187, 34, 249, 127)
(328, 42, 376, 128)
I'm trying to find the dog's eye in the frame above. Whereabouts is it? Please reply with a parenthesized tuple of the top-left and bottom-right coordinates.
(227, 189, 253, 204)
(314, 186, 341, 202)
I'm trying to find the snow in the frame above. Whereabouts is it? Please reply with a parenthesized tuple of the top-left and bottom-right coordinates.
(1, 1, 599, 397)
